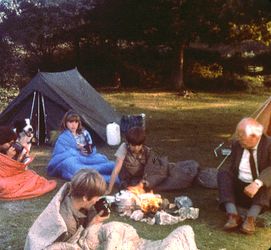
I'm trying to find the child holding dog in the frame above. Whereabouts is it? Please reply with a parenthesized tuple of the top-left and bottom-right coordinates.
(0, 125, 28, 162)
(0, 126, 56, 200)
(47, 110, 115, 182)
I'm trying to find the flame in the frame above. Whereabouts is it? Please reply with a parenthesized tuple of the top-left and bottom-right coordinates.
(127, 183, 162, 213)
(139, 194, 162, 213)
(127, 182, 148, 195)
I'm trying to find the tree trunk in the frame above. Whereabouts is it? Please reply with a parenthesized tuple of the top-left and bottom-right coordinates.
(176, 44, 185, 92)
(73, 38, 80, 65)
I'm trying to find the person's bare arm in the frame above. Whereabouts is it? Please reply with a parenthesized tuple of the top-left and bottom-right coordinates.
(106, 158, 124, 194)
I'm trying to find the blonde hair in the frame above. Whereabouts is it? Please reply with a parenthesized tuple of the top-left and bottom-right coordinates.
(70, 169, 106, 200)
(60, 110, 83, 134)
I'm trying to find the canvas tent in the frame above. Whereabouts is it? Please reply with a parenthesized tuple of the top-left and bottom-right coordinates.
(0, 68, 121, 144)
(253, 97, 271, 136)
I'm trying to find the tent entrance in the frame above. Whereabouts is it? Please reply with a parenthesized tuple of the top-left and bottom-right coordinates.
(30, 91, 48, 145)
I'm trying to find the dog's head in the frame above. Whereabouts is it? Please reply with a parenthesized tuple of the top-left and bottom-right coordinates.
(14, 118, 33, 137)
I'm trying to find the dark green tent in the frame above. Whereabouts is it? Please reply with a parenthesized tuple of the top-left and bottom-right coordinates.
(0, 68, 121, 143)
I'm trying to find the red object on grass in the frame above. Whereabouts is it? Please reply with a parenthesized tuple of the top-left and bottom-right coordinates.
(0, 153, 56, 200)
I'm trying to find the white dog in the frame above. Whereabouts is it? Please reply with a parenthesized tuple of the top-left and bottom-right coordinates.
(13, 118, 34, 164)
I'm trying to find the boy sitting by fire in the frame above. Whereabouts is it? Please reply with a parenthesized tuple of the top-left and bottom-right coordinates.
(107, 127, 198, 194)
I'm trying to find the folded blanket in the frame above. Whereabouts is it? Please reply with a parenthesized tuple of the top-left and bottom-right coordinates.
(25, 183, 69, 250)
(47, 130, 115, 182)
(25, 183, 198, 250)
(0, 153, 56, 200)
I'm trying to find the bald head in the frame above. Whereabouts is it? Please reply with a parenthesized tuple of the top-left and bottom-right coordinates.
(235, 117, 263, 149)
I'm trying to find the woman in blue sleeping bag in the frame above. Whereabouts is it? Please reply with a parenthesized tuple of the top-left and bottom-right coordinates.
(47, 110, 115, 182)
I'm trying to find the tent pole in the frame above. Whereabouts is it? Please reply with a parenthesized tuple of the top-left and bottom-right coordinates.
(30, 91, 37, 121)
(37, 92, 40, 146)
(41, 94, 48, 143)
(216, 154, 230, 170)
(252, 97, 271, 119)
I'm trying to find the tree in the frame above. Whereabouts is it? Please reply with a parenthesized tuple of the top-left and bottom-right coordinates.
(92, 0, 271, 91)
(91, 0, 221, 90)
(0, 0, 98, 85)
(1, 0, 271, 89)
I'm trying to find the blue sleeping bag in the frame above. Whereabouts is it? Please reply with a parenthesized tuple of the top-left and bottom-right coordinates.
(47, 130, 115, 182)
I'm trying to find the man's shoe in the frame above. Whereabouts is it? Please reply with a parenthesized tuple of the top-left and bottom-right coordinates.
(241, 216, 255, 235)
(223, 213, 242, 231)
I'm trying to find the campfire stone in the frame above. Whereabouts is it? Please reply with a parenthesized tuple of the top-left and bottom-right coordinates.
(120, 210, 134, 217)
(155, 208, 199, 225)
(160, 198, 170, 210)
(141, 217, 156, 225)
(178, 207, 199, 220)
(168, 203, 177, 209)
(130, 210, 145, 221)
(155, 211, 180, 225)
(175, 196, 193, 208)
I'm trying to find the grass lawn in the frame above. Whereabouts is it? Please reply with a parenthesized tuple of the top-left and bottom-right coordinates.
(1, 90, 271, 250)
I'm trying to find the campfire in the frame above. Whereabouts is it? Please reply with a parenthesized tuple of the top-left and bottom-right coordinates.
(109, 183, 199, 225)
(127, 183, 162, 214)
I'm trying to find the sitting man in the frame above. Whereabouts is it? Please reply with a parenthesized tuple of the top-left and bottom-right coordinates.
(217, 117, 271, 234)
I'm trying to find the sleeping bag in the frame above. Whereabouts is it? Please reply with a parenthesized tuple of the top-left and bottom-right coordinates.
(47, 130, 115, 182)
(0, 153, 56, 200)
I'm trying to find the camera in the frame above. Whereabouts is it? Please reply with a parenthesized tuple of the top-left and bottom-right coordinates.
(94, 197, 110, 217)
(83, 143, 93, 154)
(12, 142, 24, 154)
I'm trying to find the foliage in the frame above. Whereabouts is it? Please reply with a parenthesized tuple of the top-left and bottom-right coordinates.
(0, 86, 19, 110)
(192, 62, 223, 79)
(222, 0, 271, 45)
(0, 0, 271, 89)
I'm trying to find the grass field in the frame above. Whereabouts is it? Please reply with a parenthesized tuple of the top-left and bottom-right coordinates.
(1, 90, 271, 250)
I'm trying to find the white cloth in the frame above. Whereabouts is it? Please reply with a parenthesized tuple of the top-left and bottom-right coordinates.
(24, 184, 69, 250)
(238, 147, 259, 183)
(83, 222, 198, 250)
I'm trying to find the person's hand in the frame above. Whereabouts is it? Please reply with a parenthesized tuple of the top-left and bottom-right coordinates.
(6, 146, 16, 158)
(88, 211, 109, 226)
(17, 148, 28, 162)
(77, 143, 88, 155)
(141, 180, 151, 192)
(244, 181, 260, 198)
(105, 189, 111, 195)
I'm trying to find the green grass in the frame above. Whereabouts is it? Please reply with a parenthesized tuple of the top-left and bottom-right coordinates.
(1, 91, 271, 250)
